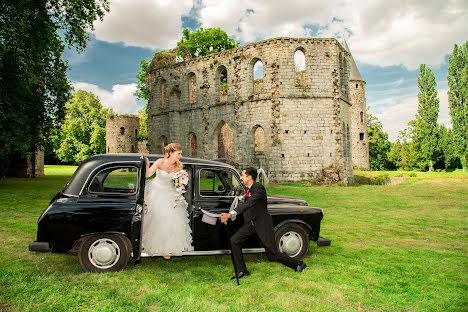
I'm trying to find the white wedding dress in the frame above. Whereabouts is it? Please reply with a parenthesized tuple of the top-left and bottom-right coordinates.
(141, 169, 193, 256)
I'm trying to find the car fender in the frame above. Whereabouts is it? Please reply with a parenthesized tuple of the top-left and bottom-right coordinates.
(70, 231, 132, 253)
(274, 219, 313, 239)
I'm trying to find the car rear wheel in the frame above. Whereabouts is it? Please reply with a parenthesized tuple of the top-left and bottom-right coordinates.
(274, 223, 309, 260)
(78, 234, 131, 273)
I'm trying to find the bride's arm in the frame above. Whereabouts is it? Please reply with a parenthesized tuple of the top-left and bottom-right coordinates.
(146, 158, 162, 177)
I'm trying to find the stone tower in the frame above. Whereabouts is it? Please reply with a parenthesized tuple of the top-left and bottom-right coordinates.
(106, 115, 141, 153)
(342, 39, 370, 170)
(146, 37, 357, 184)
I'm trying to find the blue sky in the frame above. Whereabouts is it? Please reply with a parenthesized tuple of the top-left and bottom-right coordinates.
(64, 0, 467, 141)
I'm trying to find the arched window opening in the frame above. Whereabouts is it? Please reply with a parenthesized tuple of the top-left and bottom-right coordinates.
(254, 126, 265, 152)
(188, 72, 197, 104)
(189, 133, 197, 156)
(131, 144, 134, 152)
(360, 111, 364, 123)
(213, 121, 234, 163)
(253, 60, 264, 94)
(161, 79, 168, 108)
(159, 135, 168, 153)
(294, 49, 306, 86)
(218, 66, 228, 101)
(135, 129, 138, 136)
(120, 127, 125, 135)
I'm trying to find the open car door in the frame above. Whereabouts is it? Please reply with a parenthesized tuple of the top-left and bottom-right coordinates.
(131, 156, 146, 264)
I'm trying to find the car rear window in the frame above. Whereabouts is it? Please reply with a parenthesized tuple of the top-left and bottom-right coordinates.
(89, 166, 138, 194)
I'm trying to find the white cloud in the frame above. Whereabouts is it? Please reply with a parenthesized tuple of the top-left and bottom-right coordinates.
(340, 0, 467, 69)
(374, 88, 451, 141)
(197, 0, 467, 70)
(72, 82, 140, 114)
(199, 0, 336, 42)
(88, 1, 466, 69)
(93, 0, 193, 50)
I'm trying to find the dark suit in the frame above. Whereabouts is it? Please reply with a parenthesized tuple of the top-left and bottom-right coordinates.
(231, 182, 301, 272)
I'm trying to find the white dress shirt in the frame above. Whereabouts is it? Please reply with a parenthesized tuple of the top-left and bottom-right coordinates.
(229, 182, 254, 219)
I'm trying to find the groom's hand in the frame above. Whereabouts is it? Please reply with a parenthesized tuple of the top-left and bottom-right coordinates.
(220, 213, 232, 224)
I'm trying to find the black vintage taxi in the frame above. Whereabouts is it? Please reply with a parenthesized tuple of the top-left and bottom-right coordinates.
(29, 154, 328, 273)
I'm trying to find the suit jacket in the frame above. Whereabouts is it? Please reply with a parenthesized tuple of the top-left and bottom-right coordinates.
(234, 182, 272, 229)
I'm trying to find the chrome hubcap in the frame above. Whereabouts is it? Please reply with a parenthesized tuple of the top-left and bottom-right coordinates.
(279, 231, 303, 257)
(88, 238, 120, 269)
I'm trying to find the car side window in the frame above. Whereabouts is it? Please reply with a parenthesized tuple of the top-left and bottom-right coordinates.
(89, 166, 138, 194)
(199, 169, 243, 197)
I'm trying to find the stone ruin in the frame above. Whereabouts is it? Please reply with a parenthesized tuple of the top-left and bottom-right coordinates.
(144, 37, 369, 184)
(106, 115, 148, 154)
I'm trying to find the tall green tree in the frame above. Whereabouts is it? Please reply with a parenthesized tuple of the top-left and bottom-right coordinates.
(53, 90, 112, 164)
(0, 0, 109, 177)
(447, 41, 467, 171)
(416, 64, 440, 171)
(389, 120, 426, 170)
(438, 124, 459, 169)
(367, 113, 392, 170)
(135, 28, 239, 101)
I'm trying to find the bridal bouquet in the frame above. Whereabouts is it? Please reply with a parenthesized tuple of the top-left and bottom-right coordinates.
(173, 170, 189, 209)
(173, 169, 189, 191)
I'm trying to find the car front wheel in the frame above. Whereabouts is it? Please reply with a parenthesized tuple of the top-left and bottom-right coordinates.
(78, 234, 131, 273)
(274, 223, 309, 260)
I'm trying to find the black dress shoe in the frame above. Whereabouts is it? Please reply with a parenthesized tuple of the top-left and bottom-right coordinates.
(295, 261, 307, 272)
(230, 271, 250, 280)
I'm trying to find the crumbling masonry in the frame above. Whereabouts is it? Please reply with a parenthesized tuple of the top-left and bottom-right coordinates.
(145, 37, 369, 184)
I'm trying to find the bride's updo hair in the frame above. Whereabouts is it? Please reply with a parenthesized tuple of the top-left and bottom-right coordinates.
(164, 143, 183, 171)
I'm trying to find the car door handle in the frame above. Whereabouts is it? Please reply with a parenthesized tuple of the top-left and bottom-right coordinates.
(135, 204, 143, 215)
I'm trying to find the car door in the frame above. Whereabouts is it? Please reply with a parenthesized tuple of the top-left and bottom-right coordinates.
(130, 157, 146, 263)
(191, 167, 244, 251)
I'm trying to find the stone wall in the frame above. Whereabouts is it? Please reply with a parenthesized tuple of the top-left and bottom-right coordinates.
(146, 37, 356, 184)
(6, 150, 44, 177)
(106, 115, 147, 154)
(350, 80, 370, 169)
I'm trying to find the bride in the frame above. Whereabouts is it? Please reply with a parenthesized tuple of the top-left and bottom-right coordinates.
(141, 143, 193, 259)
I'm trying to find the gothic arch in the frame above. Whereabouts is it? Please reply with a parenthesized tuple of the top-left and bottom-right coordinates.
(294, 48, 306, 86)
(188, 72, 197, 104)
(159, 135, 168, 154)
(188, 132, 197, 156)
(251, 58, 264, 94)
(252, 125, 265, 152)
(216, 65, 228, 101)
(171, 45, 192, 61)
(213, 121, 234, 162)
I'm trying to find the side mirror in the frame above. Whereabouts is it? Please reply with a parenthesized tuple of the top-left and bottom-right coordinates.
(217, 185, 224, 191)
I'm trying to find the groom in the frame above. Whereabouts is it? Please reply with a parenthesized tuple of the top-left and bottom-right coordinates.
(220, 167, 307, 279)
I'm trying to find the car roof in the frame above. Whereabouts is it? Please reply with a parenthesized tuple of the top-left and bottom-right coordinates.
(62, 153, 237, 196)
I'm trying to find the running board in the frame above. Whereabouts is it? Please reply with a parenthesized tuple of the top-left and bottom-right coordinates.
(140, 248, 265, 257)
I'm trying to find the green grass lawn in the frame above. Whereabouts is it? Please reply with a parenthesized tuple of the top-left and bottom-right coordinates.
(0, 166, 467, 311)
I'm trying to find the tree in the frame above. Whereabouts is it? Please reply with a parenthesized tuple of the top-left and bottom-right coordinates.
(0, 0, 109, 177)
(53, 90, 112, 164)
(137, 104, 148, 140)
(447, 41, 467, 171)
(134, 28, 239, 101)
(438, 124, 459, 169)
(389, 120, 426, 170)
(134, 59, 152, 101)
(416, 64, 440, 171)
(177, 28, 239, 59)
(367, 113, 392, 170)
